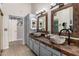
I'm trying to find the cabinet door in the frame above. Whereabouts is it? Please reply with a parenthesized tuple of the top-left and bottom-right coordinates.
(31, 39, 35, 52)
(33, 40, 39, 56)
(51, 49, 61, 56)
(46, 46, 61, 56)
(29, 38, 33, 50)
(39, 43, 51, 56)
(26, 38, 30, 46)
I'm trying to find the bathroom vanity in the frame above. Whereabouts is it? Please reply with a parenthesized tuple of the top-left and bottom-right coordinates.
(29, 34, 64, 56)
(29, 33, 79, 56)
(25, 3, 79, 56)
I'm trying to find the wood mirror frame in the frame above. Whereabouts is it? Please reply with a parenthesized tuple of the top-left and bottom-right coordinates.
(51, 3, 79, 38)
(37, 13, 48, 33)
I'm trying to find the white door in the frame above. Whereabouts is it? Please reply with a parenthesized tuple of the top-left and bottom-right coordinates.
(9, 20, 17, 42)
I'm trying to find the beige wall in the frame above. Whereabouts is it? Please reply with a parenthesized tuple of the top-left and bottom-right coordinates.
(0, 3, 31, 49)
(31, 3, 50, 14)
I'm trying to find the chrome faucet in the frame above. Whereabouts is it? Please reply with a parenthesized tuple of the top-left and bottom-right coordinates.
(59, 29, 72, 45)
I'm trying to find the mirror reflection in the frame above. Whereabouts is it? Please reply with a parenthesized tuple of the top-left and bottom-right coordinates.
(38, 16, 46, 31)
(53, 7, 73, 33)
(37, 13, 48, 32)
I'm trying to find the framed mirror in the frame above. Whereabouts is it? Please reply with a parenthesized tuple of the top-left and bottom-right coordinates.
(37, 13, 48, 32)
(31, 18, 37, 30)
(51, 3, 79, 38)
(51, 4, 73, 35)
(52, 6, 73, 34)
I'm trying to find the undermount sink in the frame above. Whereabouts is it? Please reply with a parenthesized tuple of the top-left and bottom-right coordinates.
(50, 35, 66, 44)
(33, 32, 42, 37)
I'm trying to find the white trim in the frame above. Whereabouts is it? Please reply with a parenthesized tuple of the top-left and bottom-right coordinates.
(22, 17, 25, 45)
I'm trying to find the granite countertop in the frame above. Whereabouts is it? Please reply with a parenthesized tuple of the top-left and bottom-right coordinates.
(29, 34, 79, 56)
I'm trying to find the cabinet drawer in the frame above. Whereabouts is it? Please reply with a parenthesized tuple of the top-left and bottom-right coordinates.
(35, 40, 39, 44)
(40, 43, 46, 48)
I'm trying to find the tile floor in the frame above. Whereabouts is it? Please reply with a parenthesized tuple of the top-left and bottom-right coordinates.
(1, 40, 35, 56)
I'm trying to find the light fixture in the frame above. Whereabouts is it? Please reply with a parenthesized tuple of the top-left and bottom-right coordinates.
(50, 3, 57, 9)
(36, 8, 47, 15)
(50, 3, 56, 6)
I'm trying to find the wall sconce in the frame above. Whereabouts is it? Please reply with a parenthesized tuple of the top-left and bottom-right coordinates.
(50, 3, 57, 9)
(50, 3, 64, 9)
(50, 3, 56, 6)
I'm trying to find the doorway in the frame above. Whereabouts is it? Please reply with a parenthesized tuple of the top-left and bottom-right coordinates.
(8, 16, 24, 47)
(9, 20, 18, 42)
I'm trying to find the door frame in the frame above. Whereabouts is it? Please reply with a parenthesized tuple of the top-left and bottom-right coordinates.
(8, 15, 24, 45)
